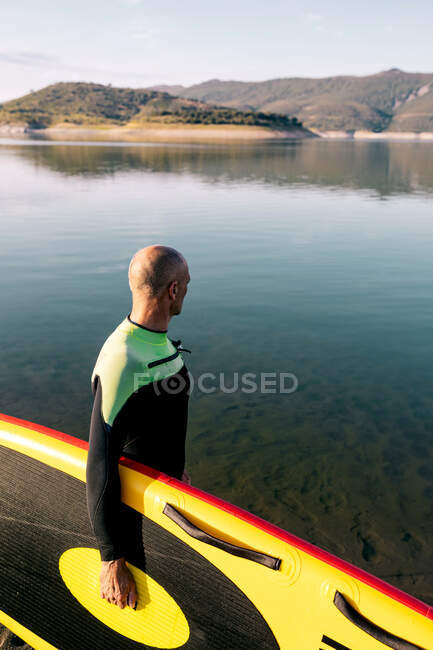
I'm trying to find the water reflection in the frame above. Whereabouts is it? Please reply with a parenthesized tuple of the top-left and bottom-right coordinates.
(3, 138, 433, 196)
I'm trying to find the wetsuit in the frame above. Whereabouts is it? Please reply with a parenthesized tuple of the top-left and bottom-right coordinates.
(86, 315, 190, 561)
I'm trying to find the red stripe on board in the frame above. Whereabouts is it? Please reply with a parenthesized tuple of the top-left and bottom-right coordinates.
(1, 412, 432, 620)
(0, 412, 89, 450)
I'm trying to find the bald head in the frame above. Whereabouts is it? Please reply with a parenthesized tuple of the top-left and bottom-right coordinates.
(129, 245, 188, 298)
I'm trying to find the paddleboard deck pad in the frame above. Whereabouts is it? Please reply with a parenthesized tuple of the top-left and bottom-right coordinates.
(0, 413, 432, 649)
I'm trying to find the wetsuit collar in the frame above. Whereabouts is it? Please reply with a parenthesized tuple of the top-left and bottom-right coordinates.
(127, 314, 167, 334)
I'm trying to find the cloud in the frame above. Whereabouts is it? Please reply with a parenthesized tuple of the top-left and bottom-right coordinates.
(302, 12, 326, 32)
(130, 26, 160, 46)
(384, 24, 393, 32)
(0, 52, 59, 67)
(0, 50, 154, 81)
(121, 0, 145, 6)
(131, 28, 154, 40)
(303, 12, 324, 24)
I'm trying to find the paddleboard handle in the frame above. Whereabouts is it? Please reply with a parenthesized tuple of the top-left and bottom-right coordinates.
(163, 503, 281, 570)
(333, 591, 424, 650)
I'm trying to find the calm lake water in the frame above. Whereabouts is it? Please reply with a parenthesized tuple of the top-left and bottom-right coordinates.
(0, 138, 432, 604)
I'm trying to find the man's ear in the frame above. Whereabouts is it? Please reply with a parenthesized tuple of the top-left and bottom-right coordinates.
(168, 280, 178, 300)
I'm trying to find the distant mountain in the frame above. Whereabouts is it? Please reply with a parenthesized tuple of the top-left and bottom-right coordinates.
(0, 82, 307, 133)
(152, 69, 433, 132)
(150, 84, 186, 96)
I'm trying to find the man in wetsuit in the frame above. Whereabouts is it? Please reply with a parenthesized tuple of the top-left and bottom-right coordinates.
(86, 245, 191, 610)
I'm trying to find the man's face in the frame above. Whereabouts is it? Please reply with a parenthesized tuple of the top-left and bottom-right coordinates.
(172, 266, 190, 315)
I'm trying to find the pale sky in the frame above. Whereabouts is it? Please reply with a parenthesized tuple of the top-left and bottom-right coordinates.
(1, 0, 432, 102)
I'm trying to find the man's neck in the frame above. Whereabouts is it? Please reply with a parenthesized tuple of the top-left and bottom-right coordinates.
(129, 304, 170, 333)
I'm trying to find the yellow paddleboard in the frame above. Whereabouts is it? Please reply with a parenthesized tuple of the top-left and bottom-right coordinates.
(0, 412, 432, 649)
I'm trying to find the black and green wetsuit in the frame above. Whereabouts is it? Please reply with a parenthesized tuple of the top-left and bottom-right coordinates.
(86, 315, 190, 561)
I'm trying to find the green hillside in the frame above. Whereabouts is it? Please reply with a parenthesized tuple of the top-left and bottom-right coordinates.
(153, 69, 433, 132)
(0, 82, 305, 132)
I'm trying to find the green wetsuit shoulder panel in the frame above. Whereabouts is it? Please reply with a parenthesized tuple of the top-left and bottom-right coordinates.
(92, 318, 185, 426)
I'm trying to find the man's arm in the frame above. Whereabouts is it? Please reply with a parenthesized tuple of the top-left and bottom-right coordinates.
(86, 377, 137, 609)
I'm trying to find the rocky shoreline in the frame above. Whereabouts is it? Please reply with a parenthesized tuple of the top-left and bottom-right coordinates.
(2, 124, 433, 143)
(314, 129, 433, 141)
(0, 123, 314, 142)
